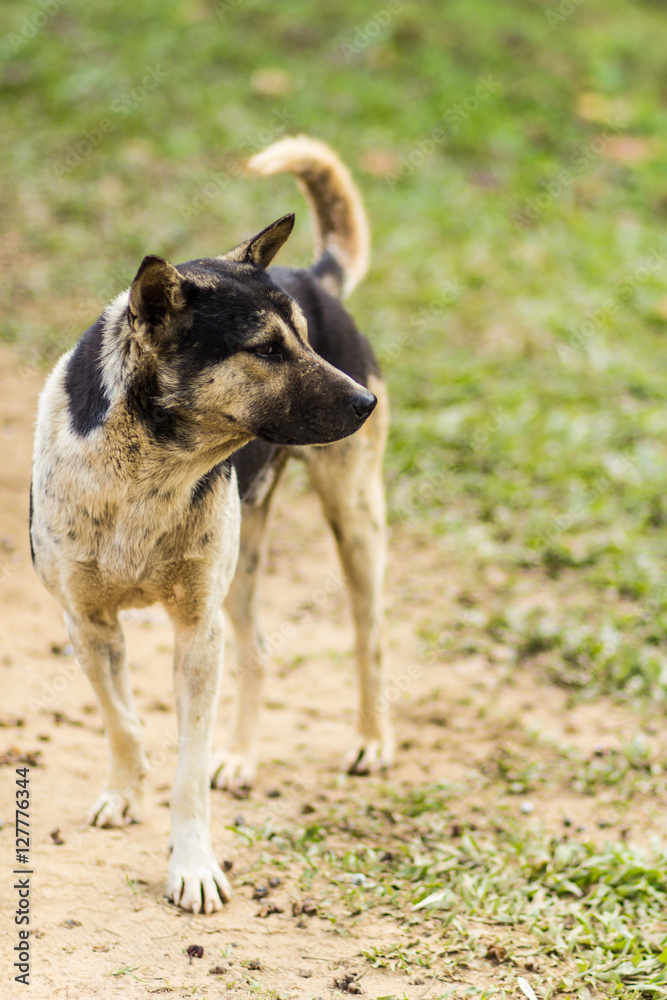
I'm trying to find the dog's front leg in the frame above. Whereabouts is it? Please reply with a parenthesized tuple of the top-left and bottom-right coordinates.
(65, 612, 147, 826)
(166, 609, 232, 913)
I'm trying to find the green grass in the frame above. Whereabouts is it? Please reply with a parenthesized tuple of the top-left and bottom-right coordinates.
(4, 2, 667, 995)
(234, 779, 667, 999)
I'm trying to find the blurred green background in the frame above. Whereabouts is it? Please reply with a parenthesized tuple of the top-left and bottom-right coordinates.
(3, 0, 667, 702)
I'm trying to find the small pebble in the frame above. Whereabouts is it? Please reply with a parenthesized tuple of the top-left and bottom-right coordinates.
(268, 877, 281, 888)
(349, 873, 366, 886)
(298, 969, 312, 978)
(520, 801, 534, 815)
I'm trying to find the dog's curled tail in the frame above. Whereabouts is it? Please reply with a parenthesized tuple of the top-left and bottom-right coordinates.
(247, 135, 369, 298)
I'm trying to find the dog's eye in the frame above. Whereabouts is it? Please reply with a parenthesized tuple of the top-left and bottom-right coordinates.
(253, 345, 282, 359)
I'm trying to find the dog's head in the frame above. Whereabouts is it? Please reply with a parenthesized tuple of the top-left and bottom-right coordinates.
(125, 214, 376, 449)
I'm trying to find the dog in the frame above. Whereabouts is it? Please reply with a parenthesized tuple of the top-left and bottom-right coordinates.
(30, 136, 391, 914)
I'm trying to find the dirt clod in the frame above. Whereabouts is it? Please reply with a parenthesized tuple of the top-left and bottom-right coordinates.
(485, 943, 507, 963)
(335, 972, 362, 993)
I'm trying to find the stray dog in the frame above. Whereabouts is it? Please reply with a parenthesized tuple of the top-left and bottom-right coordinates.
(30, 135, 391, 914)
(211, 137, 393, 791)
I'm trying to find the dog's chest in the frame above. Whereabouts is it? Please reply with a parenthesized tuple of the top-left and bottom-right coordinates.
(34, 471, 241, 606)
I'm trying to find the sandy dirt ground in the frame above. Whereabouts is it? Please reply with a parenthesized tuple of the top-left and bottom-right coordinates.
(0, 344, 664, 1000)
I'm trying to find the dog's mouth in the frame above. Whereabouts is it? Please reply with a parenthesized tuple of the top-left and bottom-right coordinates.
(258, 428, 299, 446)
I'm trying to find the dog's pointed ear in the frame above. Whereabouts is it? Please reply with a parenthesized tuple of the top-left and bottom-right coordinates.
(222, 213, 295, 269)
(128, 255, 186, 330)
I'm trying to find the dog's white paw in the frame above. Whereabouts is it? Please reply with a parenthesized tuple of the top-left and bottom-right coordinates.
(166, 845, 232, 914)
(342, 735, 395, 776)
(87, 789, 142, 827)
(210, 751, 257, 792)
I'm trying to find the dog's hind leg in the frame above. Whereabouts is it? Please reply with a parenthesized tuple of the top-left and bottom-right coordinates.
(302, 376, 394, 775)
(212, 470, 283, 792)
(65, 612, 147, 827)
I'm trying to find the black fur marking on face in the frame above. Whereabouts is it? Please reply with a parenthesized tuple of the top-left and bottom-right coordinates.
(174, 259, 305, 376)
(191, 460, 232, 505)
(269, 268, 380, 386)
(64, 316, 111, 436)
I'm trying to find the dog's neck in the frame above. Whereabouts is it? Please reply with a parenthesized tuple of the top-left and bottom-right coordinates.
(87, 294, 253, 496)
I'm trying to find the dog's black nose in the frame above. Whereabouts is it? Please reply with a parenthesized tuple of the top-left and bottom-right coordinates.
(352, 391, 377, 419)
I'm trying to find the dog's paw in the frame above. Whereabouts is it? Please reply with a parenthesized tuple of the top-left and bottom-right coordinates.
(166, 847, 232, 914)
(342, 735, 395, 776)
(210, 751, 257, 792)
(87, 789, 141, 828)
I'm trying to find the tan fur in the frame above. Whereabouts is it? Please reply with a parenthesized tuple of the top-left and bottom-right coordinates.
(248, 135, 370, 296)
(31, 211, 377, 914)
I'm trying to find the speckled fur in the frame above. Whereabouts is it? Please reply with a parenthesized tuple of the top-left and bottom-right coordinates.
(31, 206, 377, 915)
